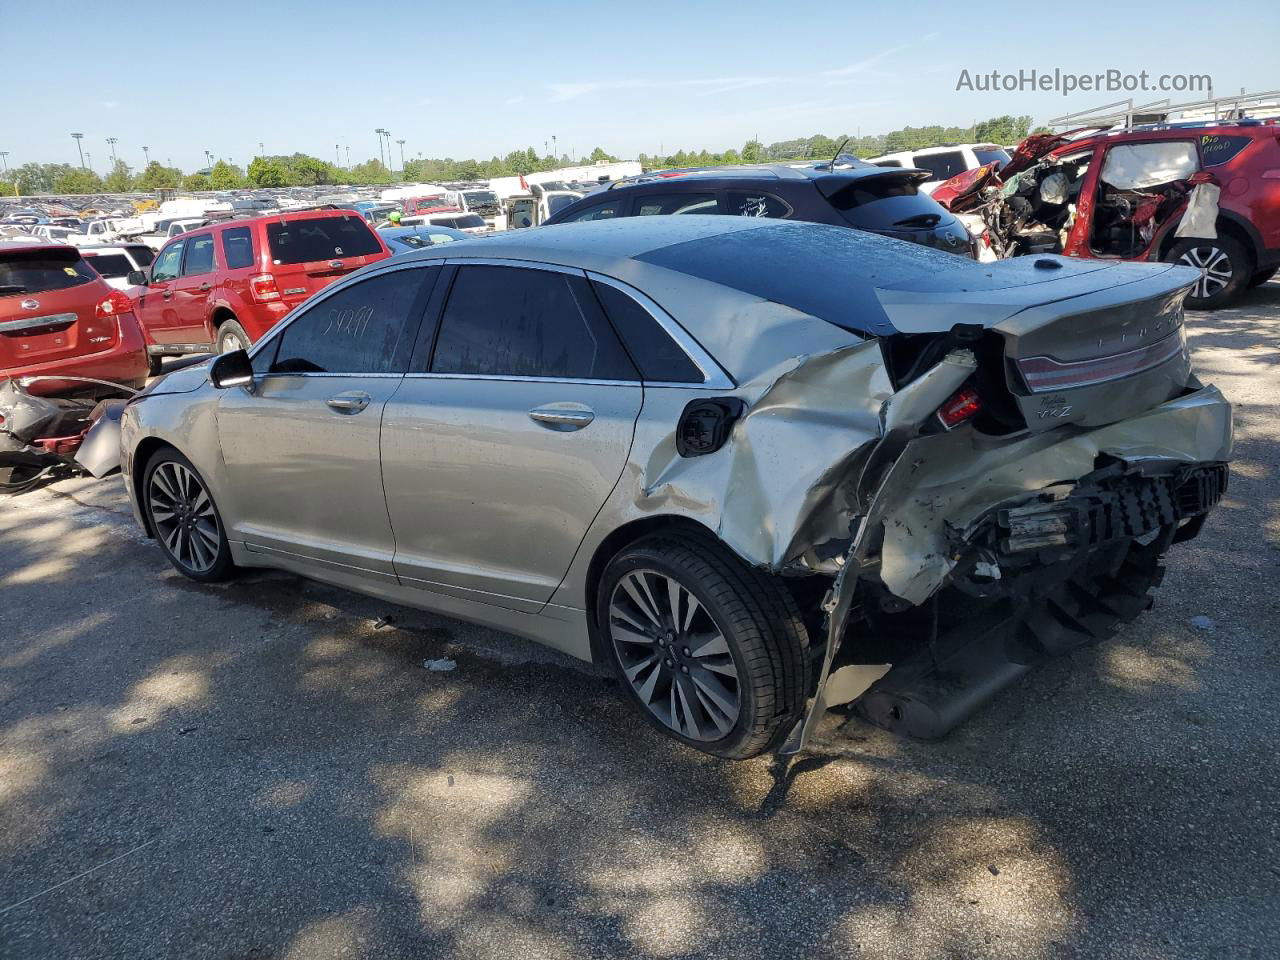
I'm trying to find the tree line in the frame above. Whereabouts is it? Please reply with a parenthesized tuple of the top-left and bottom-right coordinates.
(0, 116, 1037, 196)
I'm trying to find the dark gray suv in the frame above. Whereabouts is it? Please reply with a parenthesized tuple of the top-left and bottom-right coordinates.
(544, 163, 975, 256)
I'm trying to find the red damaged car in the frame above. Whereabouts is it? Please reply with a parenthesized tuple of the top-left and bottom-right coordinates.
(0, 243, 149, 394)
(933, 121, 1280, 308)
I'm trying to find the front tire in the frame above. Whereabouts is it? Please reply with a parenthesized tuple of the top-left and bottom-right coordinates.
(1165, 235, 1252, 309)
(216, 319, 251, 354)
(143, 448, 234, 582)
(597, 533, 808, 759)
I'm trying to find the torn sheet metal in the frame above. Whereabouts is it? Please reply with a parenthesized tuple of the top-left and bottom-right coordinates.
(1175, 182, 1222, 238)
(875, 384, 1233, 605)
(74, 399, 127, 478)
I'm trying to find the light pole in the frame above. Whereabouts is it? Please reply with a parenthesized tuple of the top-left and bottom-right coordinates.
(334, 144, 340, 167)
(552, 135, 557, 161)
(345, 146, 350, 168)
(71, 132, 85, 168)
(374, 128, 386, 167)
(0, 151, 9, 174)
(204, 150, 213, 170)
(106, 137, 118, 165)
(396, 139, 405, 173)
(258, 141, 264, 158)
(381, 129, 392, 170)
(85, 151, 93, 172)
(142, 145, 150, 167)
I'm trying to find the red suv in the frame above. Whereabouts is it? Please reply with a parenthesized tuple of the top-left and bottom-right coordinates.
(131, 210, 391, 366)
(1, 244, 149, 395)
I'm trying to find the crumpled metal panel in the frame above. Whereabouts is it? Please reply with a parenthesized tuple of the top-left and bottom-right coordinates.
(875, 383, 1234, 605)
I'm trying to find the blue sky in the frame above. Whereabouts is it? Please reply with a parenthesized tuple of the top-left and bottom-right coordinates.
(5, 0, 1277, 172)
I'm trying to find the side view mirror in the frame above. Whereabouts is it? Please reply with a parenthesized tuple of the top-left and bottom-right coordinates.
(210, 350, 254, 389)
(126, 269, 147, 286)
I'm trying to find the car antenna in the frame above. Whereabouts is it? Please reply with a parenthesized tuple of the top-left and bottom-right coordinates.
(828, 137, 850, 171)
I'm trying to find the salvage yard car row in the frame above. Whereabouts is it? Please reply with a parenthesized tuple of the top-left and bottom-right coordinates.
(2, 117, 1263, 758)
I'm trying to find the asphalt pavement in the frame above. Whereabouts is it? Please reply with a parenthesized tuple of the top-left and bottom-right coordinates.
(2, 284, 1278, 960)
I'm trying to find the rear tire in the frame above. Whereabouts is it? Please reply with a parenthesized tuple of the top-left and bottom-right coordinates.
(1165, 235, 1252, 309)
(143, 448, 234, 582)
(216, 319, 250, 354)
(597, 532, 809, 759)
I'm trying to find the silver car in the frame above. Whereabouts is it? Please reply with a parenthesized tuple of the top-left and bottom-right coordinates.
(120, 217, 1232, 758)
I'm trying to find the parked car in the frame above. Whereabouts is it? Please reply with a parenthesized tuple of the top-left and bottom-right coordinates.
(136, 218, 206, 251)
(397, 212, 488, 234)
(79, 243, 157, 290)
(119, 216, 1230, 758)
(932, 121, 1280, 307)
(30, 225, 77, 244)
(443, 188, 506, 230)
(379, 225, 471, 255)
(1, 243, 149, 395)
(67, 218, 137, 247)
(129, 209, 391, 369)
(544, 165, 974, 255)
(867, 143, 1013, 193)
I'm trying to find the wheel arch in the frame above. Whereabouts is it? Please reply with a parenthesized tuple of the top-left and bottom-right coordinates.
(1158, 210, 1261, 266)
(130, 436, 178, 538)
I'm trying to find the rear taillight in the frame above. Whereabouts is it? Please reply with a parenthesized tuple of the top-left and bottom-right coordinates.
(95, 290, 134, 319)
(937, 386, 982, 430)
(249, 273, 281, 302)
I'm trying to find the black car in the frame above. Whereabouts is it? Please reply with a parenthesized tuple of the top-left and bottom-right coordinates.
(543, 164, 975, 256)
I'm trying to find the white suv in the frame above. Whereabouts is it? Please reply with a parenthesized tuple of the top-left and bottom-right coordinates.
(866, 143, 1012, 194)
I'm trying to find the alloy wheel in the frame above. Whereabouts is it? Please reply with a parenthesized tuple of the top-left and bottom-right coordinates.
(148, 461, 221, 574)
(608, 569, 741, 741)
(219, 331, 245, 353)
(1178, 244, 1233, 300)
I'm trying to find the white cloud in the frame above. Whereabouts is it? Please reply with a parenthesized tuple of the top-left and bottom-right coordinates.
(823, 33, 940, 82)
(101, 100, 120, 110)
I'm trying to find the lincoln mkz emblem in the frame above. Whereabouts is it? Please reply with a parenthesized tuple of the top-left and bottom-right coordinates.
(20, 299, 39, 311)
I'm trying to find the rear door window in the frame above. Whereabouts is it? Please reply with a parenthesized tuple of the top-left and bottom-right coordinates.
(270, 268, 432, 375)
(1199, 133, 1253, 167)
(0, 251, 97, 295)
(221, 226, 255, 270)
(910, 150, 967, 181)
(266, 215, 382, 264)
(591, 281, 703, 383)
(151, 241, 185, 283)
(634, 193, 718, 216)
(430, 265, 637, 380)
(181, 234, 216, 276)
(725, 192, 791, 218)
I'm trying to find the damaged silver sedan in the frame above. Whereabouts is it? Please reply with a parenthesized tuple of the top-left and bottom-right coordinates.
(119, 216, 1231, 758)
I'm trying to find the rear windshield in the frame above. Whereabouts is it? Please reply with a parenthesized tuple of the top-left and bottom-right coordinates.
(454, 214, 486, 228)
(127, 246, 155, 267)
(827, 177, 951, 230)
(84, 253, 133, 278)
(266, 216, 381, 264)
(0, 251, 97, 296)
(973, 147, 1012, 167)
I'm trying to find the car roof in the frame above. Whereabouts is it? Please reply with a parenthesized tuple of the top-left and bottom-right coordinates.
(0, 242, 84, 255)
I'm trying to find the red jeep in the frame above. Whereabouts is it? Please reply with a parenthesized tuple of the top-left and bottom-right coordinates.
(131, 209, 391, 368)
(938, 121, 1280, 308)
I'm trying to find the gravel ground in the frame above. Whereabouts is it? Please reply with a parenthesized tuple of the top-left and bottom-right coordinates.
(1, 284, 1278, 960)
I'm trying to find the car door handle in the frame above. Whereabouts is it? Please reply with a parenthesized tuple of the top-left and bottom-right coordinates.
(528, 405, 595, 430)
(161, 290, 173, 300)
(199, 282, 211, 291)
(326, 391, 372, 414)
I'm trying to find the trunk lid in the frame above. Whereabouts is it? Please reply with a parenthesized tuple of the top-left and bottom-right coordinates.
(0, 247, 117, 371)
(263, 214, 388, 307)
(875, 258, 1200, 433)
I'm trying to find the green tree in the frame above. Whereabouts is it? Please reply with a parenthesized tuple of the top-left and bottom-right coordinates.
(248, 156, 288, 187)
(103, 159, 134, 192)
(741, 139, 763, 163)
(347, 158, 392, 185)
(720, 148, 741, 165)
(285, 154, 332, 186)
(183, 172, 211, 191)
(135, 161, 182, 191)
(53, 168, 105, 194)
(209, 160, 245, 190)
(588, 146, 617, 163)
(3, 162, 73, 195)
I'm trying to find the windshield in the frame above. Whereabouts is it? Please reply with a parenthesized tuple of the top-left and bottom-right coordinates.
(463, 191, 497, 206)
(974, 147, 1012, 167)
(0, 251, 97, 295)
(266, 215, 382, 263)
(454, 214, 486, 228)
(547, 194, 580, 214)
